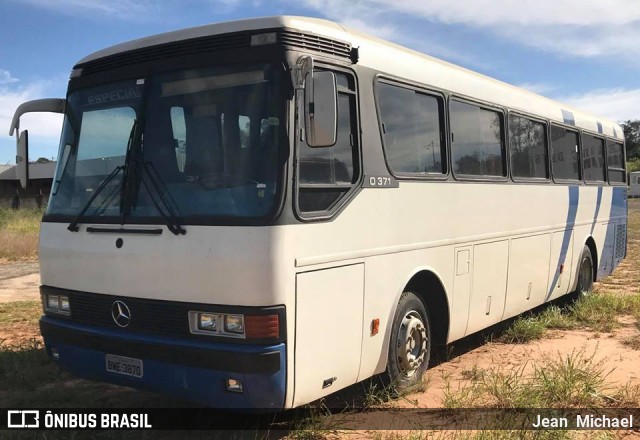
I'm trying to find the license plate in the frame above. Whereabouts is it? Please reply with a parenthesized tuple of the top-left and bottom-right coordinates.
(105, 354, 143, 378)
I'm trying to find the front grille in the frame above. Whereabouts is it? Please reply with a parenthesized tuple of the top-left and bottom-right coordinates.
(78, 28, 353, 76)
(41, 286, 286, 344)
(80, 32, 251, 75)
(278, 30, 351, 58)
(68, 291, 191, 337)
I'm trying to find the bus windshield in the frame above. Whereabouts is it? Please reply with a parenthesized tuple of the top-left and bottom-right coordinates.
(47, 63, 286, 223)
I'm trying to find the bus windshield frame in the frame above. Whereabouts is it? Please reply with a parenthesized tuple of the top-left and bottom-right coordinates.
(45, 62, 290, 227)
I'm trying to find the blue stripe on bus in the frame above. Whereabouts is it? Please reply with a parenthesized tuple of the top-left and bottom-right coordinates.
(610, 186, 628, 218)
(546, 185, 579, 301)
(590, 186, 603, 235)
(598, 186, 628, 277)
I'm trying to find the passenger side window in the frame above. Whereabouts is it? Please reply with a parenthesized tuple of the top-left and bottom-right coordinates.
(551, 126, 580, 181)
(298, 71, 359, 214)
(450, 100, 505, 177)
(582, 134, 606, 183)
(607, 141, 626, 183)
(239, 115, 250, 149)
(170, 107, 187, 172)
(377, 82, 446, 175)
(509, 114, 548, 179)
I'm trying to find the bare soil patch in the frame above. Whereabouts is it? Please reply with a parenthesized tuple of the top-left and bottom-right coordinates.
(0, 273, 40, 303)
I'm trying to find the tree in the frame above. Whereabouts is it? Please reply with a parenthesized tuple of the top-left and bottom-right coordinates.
(621, 120, 640, 160)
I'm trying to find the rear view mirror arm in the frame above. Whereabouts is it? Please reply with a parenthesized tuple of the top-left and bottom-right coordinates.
(9, 98, 66, 136)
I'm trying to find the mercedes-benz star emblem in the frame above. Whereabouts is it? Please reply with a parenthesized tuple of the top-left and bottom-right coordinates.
(111, 300, 131, 328)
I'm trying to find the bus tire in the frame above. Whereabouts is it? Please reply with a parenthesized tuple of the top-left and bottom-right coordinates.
(575, 245, 594, 296)
(386, 291, 431, 389)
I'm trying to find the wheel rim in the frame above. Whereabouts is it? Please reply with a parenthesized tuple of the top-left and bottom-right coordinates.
(396, 310, 428, 377)
(579, 256, 593, 294)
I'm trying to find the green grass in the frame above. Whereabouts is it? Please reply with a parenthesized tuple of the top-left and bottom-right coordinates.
(499, 316, 547, 343)
(460, 365, 486, 382)
(570, 292, 640, 331)
(621, 321, 640, 350)
(0, 207, 43, 260)
(360, 377, 429, 408)
(0, 300, 41, 324)
(499, 291, 640, 343)
(441, 349, 629, 409)
(0, 207, 44, 233)
(0, 339, 64, 395)
(373, 428, 618, 440)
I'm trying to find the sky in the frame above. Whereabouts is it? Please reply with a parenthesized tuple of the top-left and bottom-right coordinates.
(1, 0, 639, 164)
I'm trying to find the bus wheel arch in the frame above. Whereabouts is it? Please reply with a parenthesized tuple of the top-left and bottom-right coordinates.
(584, 237, 598, 281)
(403, 270, 450, 350)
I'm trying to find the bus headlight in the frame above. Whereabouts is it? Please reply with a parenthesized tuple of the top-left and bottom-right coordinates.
(44, 294, 71, 316)
(188, 311, 280, 339)
(59, 296, 70, 312)
(189, 311, 244, 337)
(46, 295, 59, 310)
(224, 315, 244, 334)
(198, 313, 218, 331)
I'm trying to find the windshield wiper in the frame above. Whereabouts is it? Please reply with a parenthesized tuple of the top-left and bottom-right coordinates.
(136, 159, 186, 235)
(68, 117, 139, 232)
(67, 166, 124, 232)
(120, 119, 139, 223)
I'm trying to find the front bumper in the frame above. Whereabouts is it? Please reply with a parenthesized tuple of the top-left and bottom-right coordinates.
(40, 317, 286, 410)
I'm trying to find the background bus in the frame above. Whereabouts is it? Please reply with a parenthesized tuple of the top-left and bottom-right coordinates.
(630, 171, 640, 197)
(9, 16, 627, 410)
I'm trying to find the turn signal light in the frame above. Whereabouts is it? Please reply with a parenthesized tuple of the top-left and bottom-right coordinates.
(245, 315, 279, 339)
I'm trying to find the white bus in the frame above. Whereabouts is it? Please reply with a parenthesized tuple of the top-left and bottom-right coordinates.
(10, 16, 628, 410)
(630, 171, 640, 198)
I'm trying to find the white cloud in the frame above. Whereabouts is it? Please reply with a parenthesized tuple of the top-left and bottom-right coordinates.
(295, 0, 640, 63)
(386, 0, 640, 27)
(15, 0, 243, 21)
(558, 88, 640, 122)
(0, 69, 19, 85)
(287, 0, 491, 69)
(339, 18, 396, 41)
(16, 0, 164, 20)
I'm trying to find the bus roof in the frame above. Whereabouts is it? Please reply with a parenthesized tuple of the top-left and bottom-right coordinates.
(76, 15, 624, 140)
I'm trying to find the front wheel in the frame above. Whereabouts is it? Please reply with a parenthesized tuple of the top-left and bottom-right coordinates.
(575, 245, 594, 296)
(386, 292, 431, 389)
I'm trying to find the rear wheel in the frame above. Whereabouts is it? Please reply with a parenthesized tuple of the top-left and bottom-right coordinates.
(575, 245, 594, 296)
(386, 292, 431, 389)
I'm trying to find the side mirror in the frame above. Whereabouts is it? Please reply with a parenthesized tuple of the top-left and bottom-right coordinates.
(304, 71, 337, 147)
(17, 130, 29, 189)
(9, 98, 66, 136)
(8, 98, 66, 190)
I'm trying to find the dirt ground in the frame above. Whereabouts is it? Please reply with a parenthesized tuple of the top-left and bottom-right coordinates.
(416, 322, 640, 409)
(0, 262, 39, 303)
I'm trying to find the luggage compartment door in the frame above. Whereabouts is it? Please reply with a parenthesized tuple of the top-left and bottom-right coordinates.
(293, 264, 364, 407)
